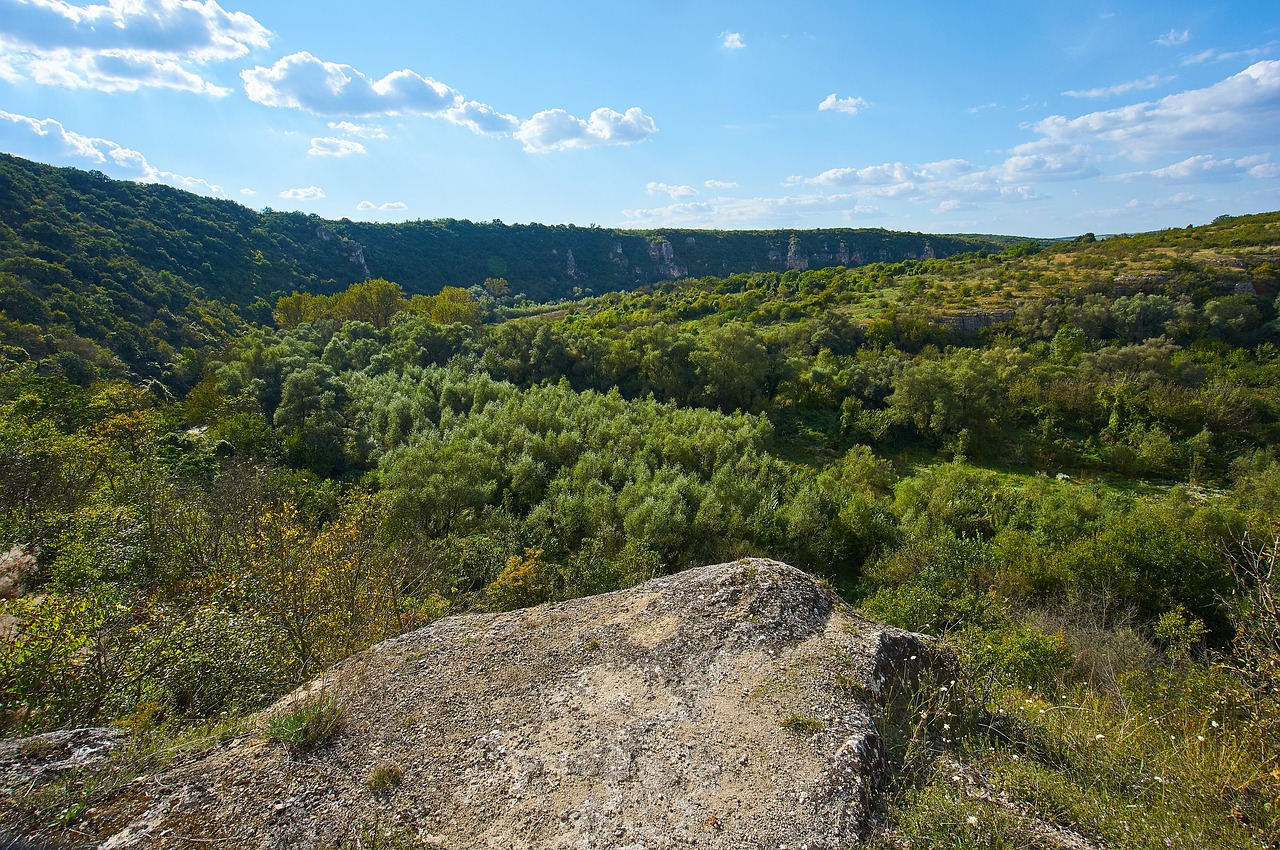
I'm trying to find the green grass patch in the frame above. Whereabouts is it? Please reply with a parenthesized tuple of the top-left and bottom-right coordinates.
(263, 692, 344, 754)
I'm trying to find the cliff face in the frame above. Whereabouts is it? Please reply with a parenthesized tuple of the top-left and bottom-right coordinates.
(0, 154, 1023, 310)
(32, 559, 948, 850)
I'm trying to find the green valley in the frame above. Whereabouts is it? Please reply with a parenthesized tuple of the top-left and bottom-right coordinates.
(1, 157, 1278, 848)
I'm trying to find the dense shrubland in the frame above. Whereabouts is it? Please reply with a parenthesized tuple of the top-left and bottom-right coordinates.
(2, 205, 1279, 845)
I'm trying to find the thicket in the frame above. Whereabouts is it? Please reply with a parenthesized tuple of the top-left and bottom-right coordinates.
(2, 205, 1279, 846)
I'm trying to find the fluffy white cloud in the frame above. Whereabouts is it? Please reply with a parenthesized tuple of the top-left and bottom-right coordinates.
(818, 93, 868, 115)
(515, 107, 657, 153)
(308, 137, 367, 157)
(446, 100, 521, 136)
(994, 145, 1099, 181)
(1120, 153, 1276, 182)
(0, 109, 226, 195)
(646, 182, 697, 200)
(1156, 29, 1191, 47)
(1062, 75, 1173, 99)
(786, 155, 1048, 209)
(279, 186, 325, 201)
(704, 179, 738, 189)
(328, 121, 387, 139)
(243, 52, 460, 116)
(0, 0, 270, 93)
(793, 160, 981, 189)
(27, 50, 232, 94)
(245, 51, 651, 153)
(0, 0, 269, 57)
(722, 32, 746, 50)
(1032, 60, 1280, 157)
(357, 200, 408, 211)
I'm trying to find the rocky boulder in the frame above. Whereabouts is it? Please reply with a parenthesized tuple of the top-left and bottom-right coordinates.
(35, 559, 950, 849)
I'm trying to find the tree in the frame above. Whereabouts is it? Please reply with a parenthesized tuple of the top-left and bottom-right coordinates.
(691, 322, 771, 412)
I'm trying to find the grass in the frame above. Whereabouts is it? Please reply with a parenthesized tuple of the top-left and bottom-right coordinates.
(780, 714, 825, 734)
(367, 760, 403, 794)
(263, 691, 344, 754)
(866, 663, 1280, 849)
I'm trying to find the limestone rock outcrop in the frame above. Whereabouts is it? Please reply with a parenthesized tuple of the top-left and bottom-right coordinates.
(29, 559, 949, 849)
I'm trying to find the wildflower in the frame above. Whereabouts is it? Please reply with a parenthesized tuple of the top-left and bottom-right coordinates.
(1095, 734, 1105, 740)
(966, 815, 978, 826)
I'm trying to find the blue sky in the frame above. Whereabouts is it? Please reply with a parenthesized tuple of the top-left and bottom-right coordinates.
(2, 1, 1279, 237)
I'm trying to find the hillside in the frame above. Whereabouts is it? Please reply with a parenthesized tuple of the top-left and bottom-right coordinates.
(0, 153, 1019, 386)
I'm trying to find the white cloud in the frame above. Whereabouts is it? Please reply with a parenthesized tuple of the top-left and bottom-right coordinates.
(722, 32, 746, 50)
(818, 93, 868, 115)
(935, 199, 979, 213)
(308, 137, 367, 157)
(328, 121, 387, 139)
(279, 186, 325, 201)
(623, 192, 879, 227)
(704, 179, 738, 189)
(1119, 153, 1276, 182)
(1031, 60, 1280, 158)
(1062, 74, 1173, 99)
(646, 182, 697, 199)
(967, 102, 998, 114)
(768, 62, 1280, 226)
(243, 52, 460, 116)
(240, 188, 257, 196)
(0, 0, 270, 94)
(446, 100, 521, 136)
(1102, 192, 1203, 215)
(1156, 29, 1190, 47)
(1181, 42, 1278, 66)
(26, 50, 233, 94)
(0, 109, 226, 195)
(357, 200, 408, 211)
(794, 160, 981, 189)
(515, 107, 657, 153)
(785, 155, 1049, 210)
(994, 145, 1099, 181)
(245, 51, 653, 153)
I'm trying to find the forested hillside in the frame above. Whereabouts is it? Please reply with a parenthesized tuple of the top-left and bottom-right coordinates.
(2, 193, 1279, 847)
(0, 154, 1018, 388)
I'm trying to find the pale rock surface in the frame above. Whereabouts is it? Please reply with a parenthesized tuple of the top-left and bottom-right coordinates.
(35, 559, 950, 849)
